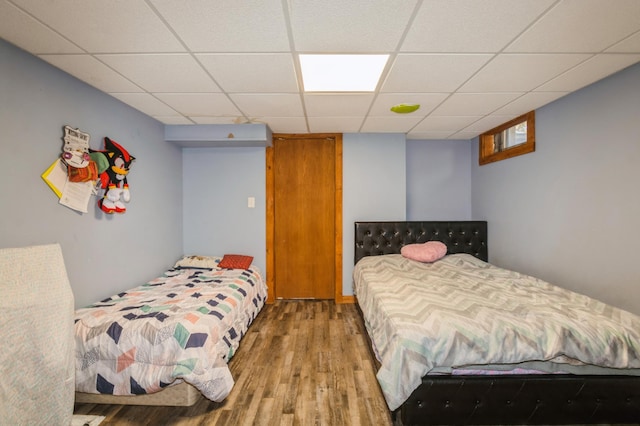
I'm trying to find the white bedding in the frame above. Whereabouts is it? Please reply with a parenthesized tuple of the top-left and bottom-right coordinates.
(354, 254, 640, 410)
(75, 261, 267, 402)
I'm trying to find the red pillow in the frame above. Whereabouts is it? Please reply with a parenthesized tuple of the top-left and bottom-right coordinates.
(400, 241, 447, 263)
(218, 254, 253, 270)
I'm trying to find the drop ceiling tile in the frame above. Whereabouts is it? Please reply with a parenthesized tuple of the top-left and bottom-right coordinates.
(406, 131, 457, 140)
(190, 116, 243, 125)
(606, 31, 640, 53)
(412, 116, 482, 132)
(536, 54, 640, 92)
(0, 2, 82, 54)
(361, 115, 424, 133)
(38, 55, 142, 92)
(229, 94, 304, 117)
(97, 54, 220, 93)
(12, 0, 184, 53)
(505, 0, 640, 53)
(6, 0, 639, 138)
(307, 117, 364, 133)
(369, 93, 449, 116)
(304, 94, 375, 117)
(108, 93, 178, 116)
(258, 117, 308, 134)
(447, 130, 482, 140)
(155, 93, 241, 116)
(150, 0, 289, 52)
(430, 93, 522, 116)
(382, 54, 493, 92)
(460, 54, 590, 92)
(493, 92, 567, 116)
(402, 0, 554, 52)
(461, 115, 519, 134)
(289, 0, 417, 52)
(197, 54, 298, 93)
(154, 116, 194, 125)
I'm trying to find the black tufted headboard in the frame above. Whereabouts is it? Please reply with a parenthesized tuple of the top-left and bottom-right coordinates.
(354, 221, 488, 264)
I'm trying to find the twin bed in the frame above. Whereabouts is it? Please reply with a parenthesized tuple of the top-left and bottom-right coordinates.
(74, 254, 267, 406)
(354, 221, 640, 425)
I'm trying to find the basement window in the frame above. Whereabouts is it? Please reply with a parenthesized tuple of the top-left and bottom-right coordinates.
(479, 111, 535, 165)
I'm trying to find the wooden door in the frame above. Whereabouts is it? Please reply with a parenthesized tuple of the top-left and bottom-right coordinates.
(268, 134, 342, 300)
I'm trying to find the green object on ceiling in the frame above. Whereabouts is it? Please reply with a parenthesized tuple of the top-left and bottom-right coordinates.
(390, 104, 420, 114)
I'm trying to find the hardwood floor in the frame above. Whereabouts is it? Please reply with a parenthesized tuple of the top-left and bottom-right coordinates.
(73, 300, 393, 426)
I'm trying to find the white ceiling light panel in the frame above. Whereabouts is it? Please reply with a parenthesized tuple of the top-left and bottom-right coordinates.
(299, 54, 389, 92)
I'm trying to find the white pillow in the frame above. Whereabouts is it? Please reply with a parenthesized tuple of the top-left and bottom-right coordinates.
(173, 255, 221, 269)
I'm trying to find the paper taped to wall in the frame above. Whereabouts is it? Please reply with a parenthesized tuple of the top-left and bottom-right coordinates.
(59, 179, 94, 213)
(41, 158, 67, 198)
(42, 158, 95, 213)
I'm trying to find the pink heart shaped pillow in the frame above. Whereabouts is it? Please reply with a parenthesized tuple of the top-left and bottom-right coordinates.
(400, 241, 447, 263)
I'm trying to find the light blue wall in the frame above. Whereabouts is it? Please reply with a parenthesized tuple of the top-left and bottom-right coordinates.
(471, 62, 640, 315)
(6, 35, 638, 313)
(0, 39, 183, 308)
(182, 147, 266, 273)
(181, 133, 407, 297)
(342, 133, 406, 295)
(406, 140, 472, 220)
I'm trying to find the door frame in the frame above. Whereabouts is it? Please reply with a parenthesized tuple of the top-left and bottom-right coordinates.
(266, 133, 348, 303)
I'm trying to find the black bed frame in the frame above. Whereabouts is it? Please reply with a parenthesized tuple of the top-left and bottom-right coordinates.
(354, 221, 640, 425)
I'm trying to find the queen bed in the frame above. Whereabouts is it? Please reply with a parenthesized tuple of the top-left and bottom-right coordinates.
(354, 221, 640, 425)
(74, 254, 267, 406)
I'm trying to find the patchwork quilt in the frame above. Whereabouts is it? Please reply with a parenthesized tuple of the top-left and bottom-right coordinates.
(353, 254, 640, 411)
(75, 262, 267, 402)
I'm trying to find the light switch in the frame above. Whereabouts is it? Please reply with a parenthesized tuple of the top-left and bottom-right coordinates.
(248, 197, 255, 208)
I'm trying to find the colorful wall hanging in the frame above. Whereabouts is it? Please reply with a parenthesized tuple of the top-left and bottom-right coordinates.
(41, 126, 135, 214)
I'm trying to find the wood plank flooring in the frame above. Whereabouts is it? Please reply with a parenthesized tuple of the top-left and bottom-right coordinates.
(73, 300, 393, 426)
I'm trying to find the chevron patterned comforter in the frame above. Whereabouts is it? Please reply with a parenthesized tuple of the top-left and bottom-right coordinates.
(353, 254, 640, 411)
(75, 263, 267, 402)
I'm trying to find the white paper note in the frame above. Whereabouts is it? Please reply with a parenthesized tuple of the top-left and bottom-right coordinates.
(59, 179, 94, 213)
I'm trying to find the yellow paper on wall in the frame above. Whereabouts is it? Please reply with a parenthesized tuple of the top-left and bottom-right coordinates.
(41, 158, 67, 198)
